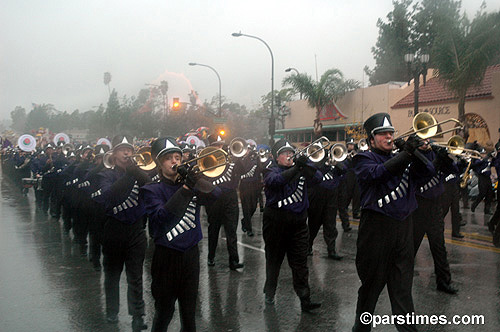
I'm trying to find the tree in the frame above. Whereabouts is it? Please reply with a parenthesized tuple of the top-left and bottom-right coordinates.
(25, 104, 56, 132)
(104, 89, 121, 136)
(366, 0, 414, 85)
(10, 106, 26, 132)
(282, 69, 360, 137)
(432, 9, 500, 120)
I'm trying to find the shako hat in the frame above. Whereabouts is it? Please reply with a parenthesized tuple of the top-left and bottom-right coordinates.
(271, 139, 295, 159)
(363, 113, 395, 137)
(151, 137, 182, 160)
(111, 135, 134, 151)
(207, 134, 225, 146)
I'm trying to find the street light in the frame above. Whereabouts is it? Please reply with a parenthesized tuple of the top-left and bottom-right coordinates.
(188, 62, 222, 117)
(405, 52, 430, 117)
(232, 31, 275, 146)
(285, 67, 302, 99)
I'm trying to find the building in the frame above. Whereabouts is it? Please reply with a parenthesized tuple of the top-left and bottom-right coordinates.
(280, 64, 500, 148)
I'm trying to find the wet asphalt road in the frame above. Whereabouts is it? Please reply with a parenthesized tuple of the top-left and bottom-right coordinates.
(1, 173, 500, 332)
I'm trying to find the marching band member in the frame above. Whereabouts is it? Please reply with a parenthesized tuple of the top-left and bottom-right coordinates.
(470, 146, 494, 215)
(239, 144, 263, 237)
(140, 137, 220, 332)
(307, 148, 346, 260)
(352, 113, 434, 332)
(488, 141, 500, 246)
(412, 140, 458, 294)
(40, 143, 55, 214)
(205, 134, 247, 270)
(262, 139, 322, 312)
(93, 135, 150, 331)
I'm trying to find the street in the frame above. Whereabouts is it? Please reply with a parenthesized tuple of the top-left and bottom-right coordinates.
(1, 173, 499, 332)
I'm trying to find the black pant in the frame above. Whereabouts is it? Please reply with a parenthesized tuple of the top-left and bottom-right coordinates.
(41, 176, 55, 213)
(413, 196, 452, 285)
(341, 169, 361, 215)
(263, 207, 310, 300)
(353, 210, 416, 332)
(308, 186, 339, 255)
(239, 181, 261, 232)
(337, 177, 351, 229)
(441, 181, 462, 235)
(102, 218, 147, 317)
(89, 203, 106, 267)
(206, 190, 240, 264)
(151, 245, 200, 332)
(472, 175, 494, 213)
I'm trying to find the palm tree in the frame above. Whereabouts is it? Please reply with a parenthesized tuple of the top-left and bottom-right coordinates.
(282, 69, 360, 137)
(432, 10, 500, 121)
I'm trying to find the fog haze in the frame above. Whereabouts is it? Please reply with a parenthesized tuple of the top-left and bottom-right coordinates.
(1, 0, 496, 121)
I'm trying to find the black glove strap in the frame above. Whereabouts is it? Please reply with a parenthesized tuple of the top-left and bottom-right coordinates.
(384, 151, 412, 176)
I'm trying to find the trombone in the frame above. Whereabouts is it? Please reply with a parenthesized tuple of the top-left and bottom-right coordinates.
(229, 137, 249, 158)
(288, 136, 330, 162)
(431, 135, 482, 160)
(389, 113, 463, 142)
(129, 146, 156, 171)
(173, 146, 229, 178)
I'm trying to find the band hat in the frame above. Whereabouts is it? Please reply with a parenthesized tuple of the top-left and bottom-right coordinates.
(208, 134, 225, 146)
(363, 113, 395, 137)
(111, 135, 134, 151)
(346, 137, 355, 145)
(495, 141, 500, 151)
(94, 144, 110, 156)
(151, 137, 182, 160)
(272, 139, 295, 159)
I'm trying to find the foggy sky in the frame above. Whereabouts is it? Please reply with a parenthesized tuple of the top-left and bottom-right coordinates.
(1, 0, 497, 122)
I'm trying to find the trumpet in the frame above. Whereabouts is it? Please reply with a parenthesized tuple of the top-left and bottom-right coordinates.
(388, 113, 463, 143)
(62, 143, 74, 156)
(129, 146, 156, 171)
(288, 136, 330, 162)
(229, 137, 248, 158)
(329, 143, 348, 163)
(173, 146, 229, 178)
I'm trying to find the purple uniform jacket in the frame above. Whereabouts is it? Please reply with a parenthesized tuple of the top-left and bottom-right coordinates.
(315, 163, 343, 191)
(93, 167, 146, 224)
(416, 149, 458, 199)
(353, 150, 435, 221)
(263, 161, 322, 214)
(140, 178, 220, 251)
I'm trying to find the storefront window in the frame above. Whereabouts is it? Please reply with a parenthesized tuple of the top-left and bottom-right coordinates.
(304, 132, 312, 142)
(324, 130, 337, 141)
(337, 129, 346, 141)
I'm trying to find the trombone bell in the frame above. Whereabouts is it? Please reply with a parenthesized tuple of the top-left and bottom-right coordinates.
(413, 113, 438, 139)
(196, 146, 228, 178)
(307, 143, 325, 162)
(131, 146, 156, 171)
(329, 143, 348, 162)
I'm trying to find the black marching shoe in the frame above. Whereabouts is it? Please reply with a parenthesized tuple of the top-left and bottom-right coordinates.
(353, 212, 361, 219)
(106, 314, 118, 324)
(452, 232, 464, 239)
(343, 226, 352, 232)
(207, 259, 215, 267)
(246, 230, 254, 237)
(229, 262, 244, 270)
(327, 252, 343, 260)
(301, 298, 321, 312)
(488, 221, 495, 233)
(437, 282, 458, 295)
(132, 316, 148, 331)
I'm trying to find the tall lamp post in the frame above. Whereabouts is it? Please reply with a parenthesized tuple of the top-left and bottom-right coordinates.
(285, 67, 302, 99)
(405, 52, 430, 117)
(232, 32, 275, 145)
(188, 62, 222, 117)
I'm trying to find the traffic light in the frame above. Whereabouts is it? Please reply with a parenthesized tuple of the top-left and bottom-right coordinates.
(172, 98, 180, 111)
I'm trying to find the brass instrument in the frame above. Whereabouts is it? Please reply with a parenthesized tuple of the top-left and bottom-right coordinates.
(358, 138, 369, 151)
(258, 148, 269, 163)
(460, 160, 472, 189)
(174, 146, 229, 178)
(329, 143, 348, 163)
(432, 135, 482, 160)
(389, 113, 463, 142)
(62, 143, 74, 156)
(103, 151, 114, 169)
(229, 137, 249, 158)
(129, 146, 156, 171)
(288, 136, 329, 162)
